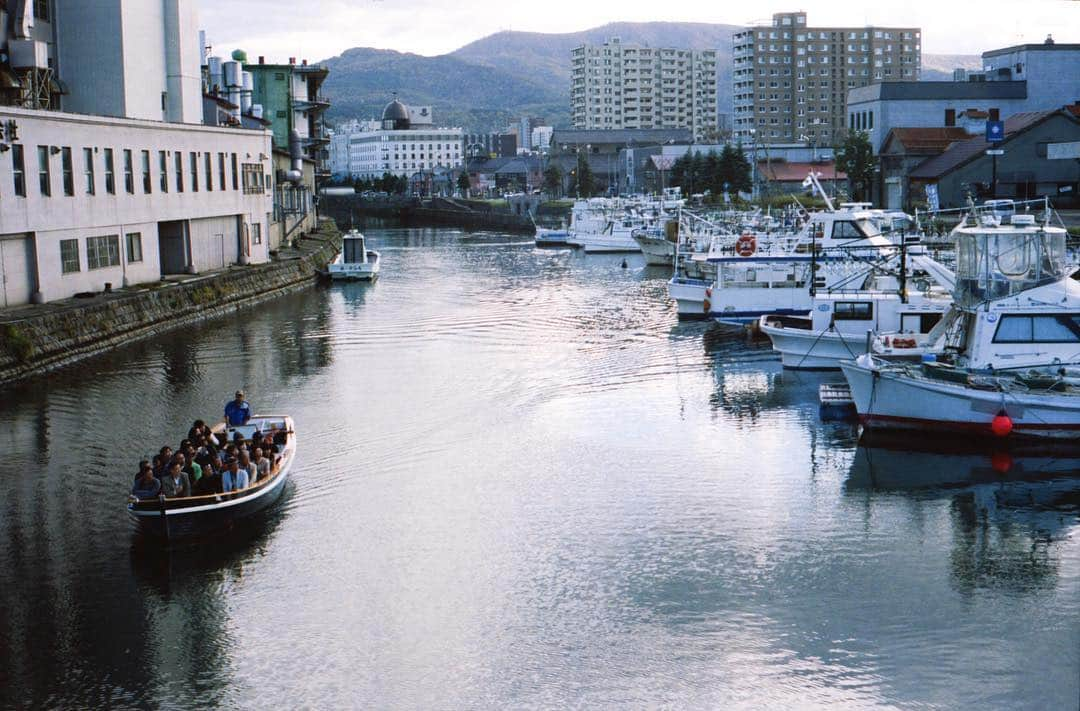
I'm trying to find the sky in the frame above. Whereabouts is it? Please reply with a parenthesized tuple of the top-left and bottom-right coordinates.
(197, 0, 1079, 62)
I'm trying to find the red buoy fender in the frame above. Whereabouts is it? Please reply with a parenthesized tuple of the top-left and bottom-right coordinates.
(735, 234, 756, 257)
(991, 409, 1013, 438)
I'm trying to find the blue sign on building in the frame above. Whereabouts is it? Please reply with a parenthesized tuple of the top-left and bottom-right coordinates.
(986, 120, 1005, 143)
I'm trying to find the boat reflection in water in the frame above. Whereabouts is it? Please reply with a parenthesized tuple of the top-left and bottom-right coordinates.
(846, 432, 1080, 594)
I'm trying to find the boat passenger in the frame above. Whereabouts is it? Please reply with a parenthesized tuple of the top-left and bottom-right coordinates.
(222, 459, 249, 493)
(151, 454, 167, 479)
(225, 390, 252, 426)
(253, 448, 271, 481)
(188, 419, 207, 442)
(259, 433, 278, 455)
(194, 461, 222, 496)
(130, 466, 161, 500)
(238, 452, 257, 482)
(161, 462, 191, 498)
(179, 449, 202, 482)
(134, 459, 151, 483)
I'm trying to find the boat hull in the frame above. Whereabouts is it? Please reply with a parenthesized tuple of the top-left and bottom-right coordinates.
(534, 229, 570, 247)
(841, 358, 1080, 440)
(667, 277, 710, 319)
(761, 321, 871, 370)
(632, 234, 676, 265)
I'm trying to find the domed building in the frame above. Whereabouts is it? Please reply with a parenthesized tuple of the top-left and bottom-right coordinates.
(330, 95, 465, 182)
(381, 99, 411, 130)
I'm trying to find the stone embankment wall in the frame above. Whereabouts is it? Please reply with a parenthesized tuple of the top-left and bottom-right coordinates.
(0, 222, 342, 387)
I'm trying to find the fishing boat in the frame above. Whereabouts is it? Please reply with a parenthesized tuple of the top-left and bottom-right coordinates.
(327, 229, 380, 280)
(760, 289, 951, 370)
(759, 251, 954, 370)
(127, 415, 297, 540)
(841, 211, 1080, 439)
(534, 226, 572, 247)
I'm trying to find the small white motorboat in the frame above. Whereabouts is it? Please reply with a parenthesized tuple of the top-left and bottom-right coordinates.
(327, 229, 380, 281)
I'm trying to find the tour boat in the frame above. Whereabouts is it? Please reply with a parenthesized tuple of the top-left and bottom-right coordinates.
(127, 415, 297, 540)
(328, 230, 380, 280)
(840, 212, 1080, 439)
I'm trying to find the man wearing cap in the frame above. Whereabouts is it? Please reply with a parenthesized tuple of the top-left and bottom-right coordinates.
(224, 390, 252, 426)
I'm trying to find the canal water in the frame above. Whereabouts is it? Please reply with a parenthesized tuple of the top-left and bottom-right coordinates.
(1, 226, 1077, 709)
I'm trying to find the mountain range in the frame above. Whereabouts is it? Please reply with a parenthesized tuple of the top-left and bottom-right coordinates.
(319, 22, 981, 132)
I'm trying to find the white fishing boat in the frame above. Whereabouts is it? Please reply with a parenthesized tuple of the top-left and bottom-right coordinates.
(841, 210, 1080, 439)
(760, 289, 951, 370)
(327, 229, 380, 280)
(534, 226, 572, 247)
(632, 227, 678, 265)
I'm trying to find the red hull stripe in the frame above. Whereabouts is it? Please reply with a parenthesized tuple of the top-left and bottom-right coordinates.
(859, 413, 1080, 432)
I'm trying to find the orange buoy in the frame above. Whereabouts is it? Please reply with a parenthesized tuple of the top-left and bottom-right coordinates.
(991, 410, 1013, 438)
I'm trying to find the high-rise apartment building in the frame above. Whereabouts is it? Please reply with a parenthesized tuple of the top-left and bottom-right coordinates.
(570, 38, 718, 140)
(733, 12, 921, 145)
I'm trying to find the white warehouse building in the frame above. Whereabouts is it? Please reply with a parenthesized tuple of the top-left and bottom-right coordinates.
(340, 100, 463, 179)
(0, 0, 274, 307)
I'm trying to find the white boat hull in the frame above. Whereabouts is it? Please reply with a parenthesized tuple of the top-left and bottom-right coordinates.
(761, 322, 871, 370)
(667, 277, 710, 319)
(328, 252, 380, 281)
(633, 234, 676, 265)
(841, 357, 1080, 439)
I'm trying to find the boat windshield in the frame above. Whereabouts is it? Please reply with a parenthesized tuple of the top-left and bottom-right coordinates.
(954, 227, 1068, 306)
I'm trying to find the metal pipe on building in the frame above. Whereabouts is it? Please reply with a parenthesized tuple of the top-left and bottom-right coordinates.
(287, 129, 303, 184)
(241, 71, 253, 113)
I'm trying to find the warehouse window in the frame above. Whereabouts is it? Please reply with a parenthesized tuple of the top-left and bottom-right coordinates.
(159, 151, 168, 192)
(174, 151, 184, 192)
(141, 150, 152, 193)
(60, 239, 79, 274)
(124, 149, 134, 194)
(86, 234, 120, 270)
(104, 148, 115, 194)
(61, 147, 73, 195)
(126, 232, 143, 263)
(37, 145, 50, 196)
(12, 144, 25, 196)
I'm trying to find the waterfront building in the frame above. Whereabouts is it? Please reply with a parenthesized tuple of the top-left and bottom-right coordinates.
(905, 107, 1080, 209)
(245, 57, 330, 176)
(732, 12, 921, 145)
(464, 132, 517, 159)
(570, 38, 718, 141)
(343, 100, 463, 180)
(848, 39, 1080, 153)
(0, 1, 273, 307)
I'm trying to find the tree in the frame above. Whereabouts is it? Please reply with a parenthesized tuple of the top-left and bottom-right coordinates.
(835, 130, 875, 201)
(456, 171, 471, 196)
(719, 144, 752, 194)
(569, 151, 596, 198)
(543, 164, 562, 197)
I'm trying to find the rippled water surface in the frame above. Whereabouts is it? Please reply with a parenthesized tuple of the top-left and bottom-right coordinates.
(1, 226, 1078, 709)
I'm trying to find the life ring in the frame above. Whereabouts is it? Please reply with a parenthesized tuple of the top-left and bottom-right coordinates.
(703, 287, 712, 314)
(735, 233, 756, 257)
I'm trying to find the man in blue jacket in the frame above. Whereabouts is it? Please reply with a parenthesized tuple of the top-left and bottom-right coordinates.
(224, 390, 252, 426)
